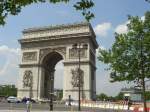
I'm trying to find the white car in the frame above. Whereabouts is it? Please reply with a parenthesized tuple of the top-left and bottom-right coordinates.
(65, 99, 76, 106)
(7, 96, 21, 103)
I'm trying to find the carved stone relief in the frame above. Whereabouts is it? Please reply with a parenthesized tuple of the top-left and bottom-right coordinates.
(23, 25, 89, 39)
(69, 48, 87, 59)
(23, 70, 33, 88)
(71, 68, 84, 88)
(40, 48, 52, 60)
(54, 47, 66, 58)
(18, 22, 97, 100)
(39, 47, 66, 61)
(22, 52, 37, 62)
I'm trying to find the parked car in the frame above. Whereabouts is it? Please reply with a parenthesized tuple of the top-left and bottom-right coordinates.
(65, 99, 76, 106)
(22, 97, 36, 103)
(7, 96, 21, 103)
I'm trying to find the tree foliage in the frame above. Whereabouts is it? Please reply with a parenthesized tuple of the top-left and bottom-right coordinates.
(145, 91, 150, 100)
(146, 0, 150, 3)
(96, 92, 124, 101)
(0, 85, 17, 97)
(98, 11, 150, 112)
(98, 11, 150, 83)
(0, 0, 94, 25)
(96, 93, 108, 101)
(115, 92, 124, 100)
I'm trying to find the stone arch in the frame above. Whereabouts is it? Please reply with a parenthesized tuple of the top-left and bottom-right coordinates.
(40, 51, 64, 66)
(40, 51, 64, 99)
(39, 47, 66, 65)
(17, 22, 98, 101)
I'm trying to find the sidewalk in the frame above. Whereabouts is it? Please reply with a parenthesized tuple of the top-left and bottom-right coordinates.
(0, 110, 82, 112)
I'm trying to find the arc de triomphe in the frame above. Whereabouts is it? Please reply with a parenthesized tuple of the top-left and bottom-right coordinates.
(17, 22, 98, 100)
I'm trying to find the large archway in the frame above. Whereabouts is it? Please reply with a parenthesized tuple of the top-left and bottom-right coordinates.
(17, 22, 98, 101)
(41, 51, 63, 99)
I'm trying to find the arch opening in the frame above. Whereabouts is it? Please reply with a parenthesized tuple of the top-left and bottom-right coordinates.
(41, 52, 64, 99)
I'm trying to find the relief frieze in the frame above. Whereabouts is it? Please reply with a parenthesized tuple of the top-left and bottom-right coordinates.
(22, 52, 37, 62)
(23, 25, 89, 39)
(71, 67, 84, 88)
(39, 47, 66, 60)
(23, 70, 33, 88)
(69, 48, 87, 59)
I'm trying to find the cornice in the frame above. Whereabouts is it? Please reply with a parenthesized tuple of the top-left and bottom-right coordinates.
(19, 63, 41, 68)
(22, 22, 90, 34)
(65, 89, 91, 92)
(18, 89, 37, 91)
(19, 22, 98, 51)
(19, 32, 90, 43)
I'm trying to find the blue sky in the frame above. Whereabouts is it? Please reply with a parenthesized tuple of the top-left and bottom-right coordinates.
(0, 0, 149, 96)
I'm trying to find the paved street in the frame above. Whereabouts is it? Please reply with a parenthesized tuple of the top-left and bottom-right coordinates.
(0, 102, 131, 112)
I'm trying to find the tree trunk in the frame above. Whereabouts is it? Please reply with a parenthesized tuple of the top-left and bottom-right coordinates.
(142, 77, 147, 112)
(140, 33, 147, 112)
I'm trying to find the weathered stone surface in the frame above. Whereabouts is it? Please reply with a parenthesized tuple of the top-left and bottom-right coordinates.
(17, 22, 98, 101)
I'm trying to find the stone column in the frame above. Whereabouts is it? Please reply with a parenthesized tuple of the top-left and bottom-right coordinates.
(37, 66, 44, 100)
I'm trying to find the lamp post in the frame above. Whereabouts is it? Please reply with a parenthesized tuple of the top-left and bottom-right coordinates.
(29, 75, 33, 100)
(72, 43, 88, 111)
(49, 70, 54, 111)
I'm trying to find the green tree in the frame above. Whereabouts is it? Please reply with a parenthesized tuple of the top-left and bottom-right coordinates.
(115, 92, 124, 100)
(107, 96, 116, 101)
(98, 11, 150, 112)
(96, 93, 108, 101)
(145, 91, 150, 101)
(146, 0, 150, 3)
(58, 90, 63, 100)
(0, 85, 17, 97)
(0, 0, 94, 25)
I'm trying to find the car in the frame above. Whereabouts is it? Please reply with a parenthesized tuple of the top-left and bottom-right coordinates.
(65, 99, 76, 106)
(22, 97, 36, 103)
(7, 96, 21, 103)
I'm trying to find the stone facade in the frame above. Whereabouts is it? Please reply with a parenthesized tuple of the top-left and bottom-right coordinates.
(17, 22, 98, 101)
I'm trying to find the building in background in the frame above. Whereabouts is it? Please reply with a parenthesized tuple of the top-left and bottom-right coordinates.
(121, 87, 142, 102)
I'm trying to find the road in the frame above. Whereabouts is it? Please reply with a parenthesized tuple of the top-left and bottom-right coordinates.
(0, 102, 131, 112)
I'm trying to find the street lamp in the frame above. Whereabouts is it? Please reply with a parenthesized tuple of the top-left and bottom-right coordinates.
(72, 43, 88, 111)
(29, 75, 33, 100)
(49, 70, 55, 111)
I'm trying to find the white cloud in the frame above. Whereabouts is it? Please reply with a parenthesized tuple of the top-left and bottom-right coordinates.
(115, 21, 129, 34)
(94, 22, 112, 37)
(115, 16, 145, 34)
(0, 45, 20, 77)
(0, 59, 10, 76)
(141, 16, 145, 21)
(96, 45, 105, 57)
(0, 45, 20, 55)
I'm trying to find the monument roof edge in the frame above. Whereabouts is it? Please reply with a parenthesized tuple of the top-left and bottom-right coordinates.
(22, 21, 90, 33)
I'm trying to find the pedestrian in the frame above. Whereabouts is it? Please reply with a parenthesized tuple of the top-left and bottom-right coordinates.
(128, 99, 132, 110)
(26, 100, 31, 112)
(68, 95, 71, 106)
